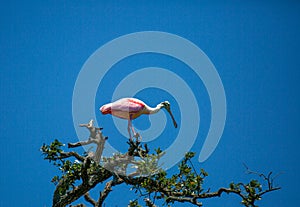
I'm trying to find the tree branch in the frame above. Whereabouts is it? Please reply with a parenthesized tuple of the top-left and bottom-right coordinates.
(43, 120, 281, 207)
(84, 192, 97, 206)
(59, 151, 85, 162)
(53, 167, 112, 207)
(52, 120, 111, 207)
(68, 120, 107, 163)
(165, 195, 203, 206)
(144, 198, 157, 207)
(97, 177, 124, 206)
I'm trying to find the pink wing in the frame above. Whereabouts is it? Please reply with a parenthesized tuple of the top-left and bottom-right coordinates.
(110, 98, 145, 119)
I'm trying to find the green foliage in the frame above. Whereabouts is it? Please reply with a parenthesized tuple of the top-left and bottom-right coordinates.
(41, 139, 63, 163)
(135, 148, 165, 176)
(229, 179, 263, 207)
(131, 152, 209, 205)
(41, 140, 84, 196)
(128, 200, 142, 207)
(42, 138, 280, 207)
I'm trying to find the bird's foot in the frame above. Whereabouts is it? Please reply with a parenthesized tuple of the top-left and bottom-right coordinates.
(134, 133, 142, 142)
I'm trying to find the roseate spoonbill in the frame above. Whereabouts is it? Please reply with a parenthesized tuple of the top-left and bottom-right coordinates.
(100, 98, 177, 139)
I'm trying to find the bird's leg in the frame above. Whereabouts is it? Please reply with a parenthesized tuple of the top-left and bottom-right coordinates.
(130, 124, 142, 142)
(131, 126, 139, 138)
(128, 118, 141, 141)
(128, 120, 133, 141)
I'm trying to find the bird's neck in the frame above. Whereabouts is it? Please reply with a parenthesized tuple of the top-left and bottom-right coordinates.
(148, 103, 164, 114)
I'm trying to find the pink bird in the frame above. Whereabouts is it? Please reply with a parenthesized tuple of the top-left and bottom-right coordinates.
(100, 98, 177, 139)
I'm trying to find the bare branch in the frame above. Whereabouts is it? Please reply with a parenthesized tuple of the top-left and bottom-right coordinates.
(165, 195, 203, 206)
(79, 119, 102, 138)
(243, 163, 282, 191)
(98, 180, 113, 206)
(68, 122, 107, 163)
(84, 192, 96, 206)
(59, 151, 85, 162)
(98, 177, 124, 206)
(68, 139, 94, 148)
(258, 186, 281, 197)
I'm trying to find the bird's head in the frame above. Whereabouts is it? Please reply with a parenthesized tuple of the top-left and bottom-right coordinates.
(160, 101, 177, 128)
(161, 101, 171, 110)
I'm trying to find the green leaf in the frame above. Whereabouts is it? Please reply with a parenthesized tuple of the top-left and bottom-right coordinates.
(200, 168, 209, 177)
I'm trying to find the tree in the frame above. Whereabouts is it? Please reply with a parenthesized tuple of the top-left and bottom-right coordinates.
(41, 120, 280, 207)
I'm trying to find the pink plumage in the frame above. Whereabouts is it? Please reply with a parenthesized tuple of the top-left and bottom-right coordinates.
(100, 97, 177, 139)
(100, 98, 147, 119)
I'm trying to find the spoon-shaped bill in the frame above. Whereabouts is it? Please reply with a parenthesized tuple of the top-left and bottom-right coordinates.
(165, 107, 178, 128)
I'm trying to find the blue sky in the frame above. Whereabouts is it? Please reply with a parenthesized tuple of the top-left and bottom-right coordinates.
(1, 1, 299, 206)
